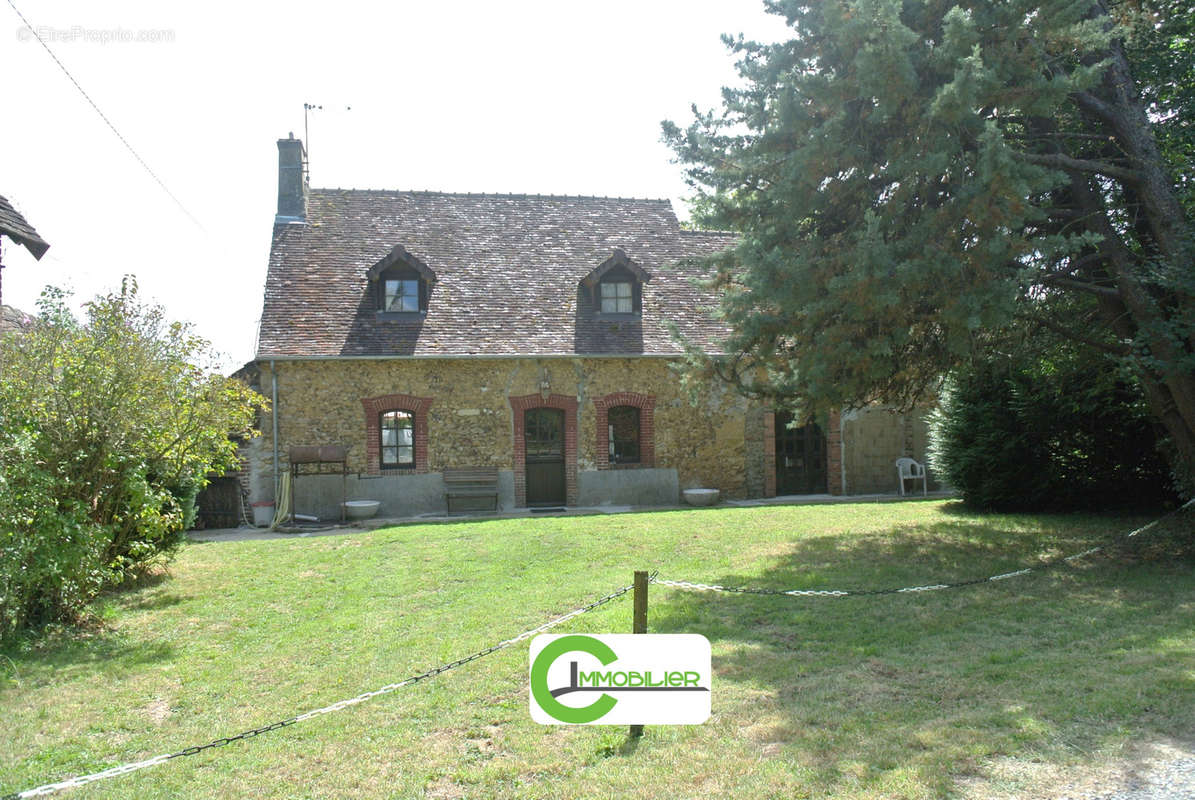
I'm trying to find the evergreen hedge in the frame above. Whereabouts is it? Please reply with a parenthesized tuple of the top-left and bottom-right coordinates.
(929, 345, 1177, 512)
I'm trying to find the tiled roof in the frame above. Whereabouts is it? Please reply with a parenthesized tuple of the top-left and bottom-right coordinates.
(0, 304, 34, 335)
(0, 194, 49, 260)
(256, 190, 735, 358)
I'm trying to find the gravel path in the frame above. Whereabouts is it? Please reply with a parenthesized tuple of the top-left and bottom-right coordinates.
(962, 740, 1195, 800)
(1074, 745, 1195, 800)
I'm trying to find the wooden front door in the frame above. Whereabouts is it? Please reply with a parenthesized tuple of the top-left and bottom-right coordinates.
(775, 413, 827, 495)
(525, 408, 566, 506)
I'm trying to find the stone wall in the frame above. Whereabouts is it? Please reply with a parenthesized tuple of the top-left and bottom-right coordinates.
(840, 407, 941, 495)
(241, 358, 934, 518)
(743, 406, 768, 498)
(288, 470, 515, 519)
(247, 356, 759, 515)
(577, 468, 678, 507)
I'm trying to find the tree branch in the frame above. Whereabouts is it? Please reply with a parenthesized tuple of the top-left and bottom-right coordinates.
(1015, 312, 1129, 357)
(1040, 252, 1106, 278)
(1038, 274, 1122, 298)
(1011, 151, 1143, 184)
(1071, 90, 1120, 126)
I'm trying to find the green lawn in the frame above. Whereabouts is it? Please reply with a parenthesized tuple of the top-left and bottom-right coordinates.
(2, 501, 1192, 799)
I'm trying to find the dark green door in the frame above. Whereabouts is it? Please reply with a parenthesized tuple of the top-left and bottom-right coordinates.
(525, 408, 565, 506)
(776, 413, 827, 495)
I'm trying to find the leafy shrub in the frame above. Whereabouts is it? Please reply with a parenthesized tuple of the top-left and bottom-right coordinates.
(929, 344, 1177, 512)
(0, 280, 266, 638)
(0, 426, 108, 633)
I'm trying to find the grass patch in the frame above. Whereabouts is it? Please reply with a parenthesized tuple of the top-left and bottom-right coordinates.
(1, 501, 1192, 799)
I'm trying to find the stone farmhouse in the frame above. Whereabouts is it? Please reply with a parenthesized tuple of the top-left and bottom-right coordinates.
(240, 136, 932, 519)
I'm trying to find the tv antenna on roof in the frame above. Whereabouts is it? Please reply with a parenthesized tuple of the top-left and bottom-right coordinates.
(303, 102, 352, 179)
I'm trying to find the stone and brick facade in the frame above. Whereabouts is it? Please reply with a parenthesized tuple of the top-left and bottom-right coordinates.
(242, 136, 933, 518)
(248, 356, 760, 515)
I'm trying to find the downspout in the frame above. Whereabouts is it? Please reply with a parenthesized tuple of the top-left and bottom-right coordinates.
(271, 359, 280, 501)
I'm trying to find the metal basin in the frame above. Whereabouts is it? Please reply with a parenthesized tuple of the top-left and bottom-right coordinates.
(343, 500, 381, 520)
(683, 489, 720, 507)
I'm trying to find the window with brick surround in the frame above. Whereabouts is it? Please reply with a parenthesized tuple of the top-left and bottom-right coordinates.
(608, 405, 640, 464)
(594, 392, 655, 469)
(380, 410, 415, 468)
(361, 393, 432, 476)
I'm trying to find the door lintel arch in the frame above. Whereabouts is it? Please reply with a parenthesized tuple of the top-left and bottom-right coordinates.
(510, 394, 578, 507)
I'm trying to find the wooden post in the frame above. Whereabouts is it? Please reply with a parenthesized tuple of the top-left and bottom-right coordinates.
(629, 569, 648, 739)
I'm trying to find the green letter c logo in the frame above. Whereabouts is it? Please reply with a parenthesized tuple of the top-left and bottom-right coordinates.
(531, 635, 619, 723)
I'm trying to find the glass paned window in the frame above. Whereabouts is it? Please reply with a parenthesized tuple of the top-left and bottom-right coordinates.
(608, 405, 640, 464)
(384, 279, 420, 312)
(525, 409, 563, 458)
(380, 410, 414, 467)
(600, 280, 632, 313)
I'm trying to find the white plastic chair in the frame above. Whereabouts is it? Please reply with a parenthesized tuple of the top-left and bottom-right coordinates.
(895, 457, 927, 496)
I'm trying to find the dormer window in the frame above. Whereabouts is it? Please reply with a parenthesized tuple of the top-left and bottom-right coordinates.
(600, 279, 633, 314)
(382, 273, 422, 312)
(582, 248, 650, 317)
(366, 244, 436, 318)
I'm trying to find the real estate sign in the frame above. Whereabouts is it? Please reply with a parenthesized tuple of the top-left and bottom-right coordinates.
(529, 634, 711, 725)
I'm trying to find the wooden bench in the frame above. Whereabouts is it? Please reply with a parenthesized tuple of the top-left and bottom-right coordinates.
(443, 467, 500, 514)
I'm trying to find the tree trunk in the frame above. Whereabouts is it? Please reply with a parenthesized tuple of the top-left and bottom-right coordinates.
(1138, 371, 1195, 490)
(1065, 11, 1195, 494)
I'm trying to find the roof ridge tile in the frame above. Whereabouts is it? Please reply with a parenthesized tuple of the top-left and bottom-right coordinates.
(679, 228, 738, 237)
(310, 187, 673, 204)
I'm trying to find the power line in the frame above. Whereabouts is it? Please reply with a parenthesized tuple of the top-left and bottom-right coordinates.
(6, 0, 206, 233)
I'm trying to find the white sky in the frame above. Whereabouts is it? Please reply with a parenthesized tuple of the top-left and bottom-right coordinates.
(0, 0, 789, 369)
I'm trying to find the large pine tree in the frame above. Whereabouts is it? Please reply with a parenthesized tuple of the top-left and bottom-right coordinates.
(665, 0, 1195, 491)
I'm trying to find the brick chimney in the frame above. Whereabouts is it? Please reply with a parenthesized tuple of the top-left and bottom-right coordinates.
(276, 133, 307, 223)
